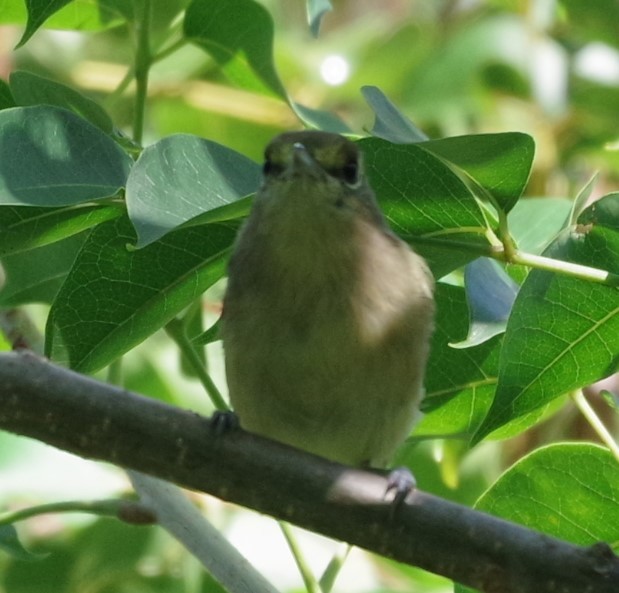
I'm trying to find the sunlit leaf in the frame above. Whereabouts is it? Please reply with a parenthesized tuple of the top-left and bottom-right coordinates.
(474, 194, 619, 442)
(360, 138, 487, 235)
(456, 443, 619, 593)
(418, 283, 500, 439)
(18, 0, 73, 47)
(184, 0, 286, 99)
(0, 203, 123, 256)
(181, 195, 252, 231)
(423, 133, 535, 214)
(10, 0, 125, 44)
(359, 137, 488, 276)
(479, 443, 619, 543)
(46, 216, 236, 372)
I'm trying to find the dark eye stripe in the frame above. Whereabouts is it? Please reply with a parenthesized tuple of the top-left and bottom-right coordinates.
(341, 161, 358, 184)
(263, 159, 284, 177)
(328, 161, 359, 185)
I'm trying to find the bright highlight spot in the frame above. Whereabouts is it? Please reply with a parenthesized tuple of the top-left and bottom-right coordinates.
(320, 55, 350, 86)
(575, 43, 619, 85)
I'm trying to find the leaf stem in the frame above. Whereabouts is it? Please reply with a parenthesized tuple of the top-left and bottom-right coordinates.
(133, 0, 152, 144)
(497, 209, 517, 260)
(319, 543, 351, 593)
(105, 65, 135, 106)
(279, 521, 323, 593)
(153, 37, 189, 64)
(419, 226, 490, 239)
(0, 500, 124, 526)
(165, 318, 229, 411)
(505, 250, 619, 286)
(571, 390, 619, 463)
(409, 235, 618, 286)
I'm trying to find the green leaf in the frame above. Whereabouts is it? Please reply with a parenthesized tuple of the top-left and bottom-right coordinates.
(13, 0, 125, 45)
(360, 138, 487, 235)
(412, 237, 490, 281)
(508, 197, 572, 254)
(0, 106, 132, 207)
(480, 62, 530, 98)
(307, 0, 332, 37)
(420, 280, 559, 440)
(182, 195, 253, 229)
(570, 173, 598, 224)
(601, 389, 619, 411)
(420, 282, 559, 441)
(292, 102, 351, 133)
(0, 78, 16, 110)
(362, 85, 428, 143)
(126, 134, 261, 247)
(474, 194, 619, 442)
(0, 233, 87, 306)
(191, 317, 221, 346)
(71, 519, 153, 587)
(18, 0, 74, 47)
(46, 216, 236, 373)
(456, 443, 619, 593)
(184, 0, 287, 99)
(422, 133, 535, 214)
(478, 443, 619, 544)
(417, 283, 501, 439)
(0, 525, 39, 561)
(358, 137, 488, 276)
(10, 71, 114, 134)
(578, 191, 619, 250)
(0, 203, 123, 256)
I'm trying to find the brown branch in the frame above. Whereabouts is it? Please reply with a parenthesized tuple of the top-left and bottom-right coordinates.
(0, 351, 617, 592)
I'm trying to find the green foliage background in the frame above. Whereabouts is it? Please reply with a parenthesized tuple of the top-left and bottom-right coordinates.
(0, 1, 617, 592)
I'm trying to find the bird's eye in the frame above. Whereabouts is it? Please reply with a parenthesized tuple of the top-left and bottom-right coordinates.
(263, 159, 283, 177)
(340, 160, 359, 185)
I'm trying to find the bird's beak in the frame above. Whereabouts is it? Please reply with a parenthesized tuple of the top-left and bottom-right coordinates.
(291, 142, 320, 176)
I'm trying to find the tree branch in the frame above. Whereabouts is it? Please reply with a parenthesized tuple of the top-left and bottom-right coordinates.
(0, 351, 617, 592)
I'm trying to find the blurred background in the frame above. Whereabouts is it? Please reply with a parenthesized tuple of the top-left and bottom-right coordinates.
(0, 1, 618, 591)
(2, 1, 618, 186)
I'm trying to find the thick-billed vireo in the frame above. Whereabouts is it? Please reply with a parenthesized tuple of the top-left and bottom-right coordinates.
(221, 131, 434, 469)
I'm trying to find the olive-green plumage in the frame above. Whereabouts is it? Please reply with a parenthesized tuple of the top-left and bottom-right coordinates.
(221, 131, 434, 467)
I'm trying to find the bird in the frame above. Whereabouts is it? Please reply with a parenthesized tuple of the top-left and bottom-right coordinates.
(221, 131, 434, 470)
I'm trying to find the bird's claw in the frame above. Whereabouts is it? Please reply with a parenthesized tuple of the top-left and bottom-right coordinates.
(385, 466, 417, 509)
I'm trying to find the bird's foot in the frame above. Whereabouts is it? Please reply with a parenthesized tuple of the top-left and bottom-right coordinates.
(385, 466, 417, 508)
